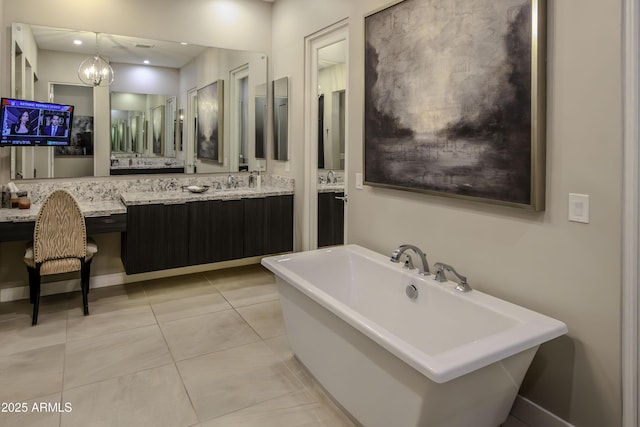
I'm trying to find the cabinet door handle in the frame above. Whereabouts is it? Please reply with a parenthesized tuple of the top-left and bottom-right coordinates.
(335, 195, 348, 203)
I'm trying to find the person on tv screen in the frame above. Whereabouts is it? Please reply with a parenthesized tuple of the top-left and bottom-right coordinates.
(10, 109, 34, 135)
(42, 114, 67, 136)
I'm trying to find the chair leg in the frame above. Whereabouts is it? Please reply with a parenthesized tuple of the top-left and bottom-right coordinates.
(30, 270, 41, 326)
(81, 260, 92, 316)
(27, 267, 37, 304)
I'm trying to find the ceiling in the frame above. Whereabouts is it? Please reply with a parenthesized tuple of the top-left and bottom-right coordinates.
(318, 40, 347, 69)
(25, 24, 209, 69)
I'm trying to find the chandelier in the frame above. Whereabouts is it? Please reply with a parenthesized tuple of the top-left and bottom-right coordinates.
(77, 33, 114, 87)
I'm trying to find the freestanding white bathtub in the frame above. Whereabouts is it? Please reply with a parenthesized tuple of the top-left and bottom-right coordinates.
(262, 245, 567, 427)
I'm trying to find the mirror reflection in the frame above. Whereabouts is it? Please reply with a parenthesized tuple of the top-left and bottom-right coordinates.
(10, 22, 267, 180)
(254, 83, 267, 159)
(317, 40, 347, 170)
(273, 77, 289, 161)
(110, 93, 182, 173)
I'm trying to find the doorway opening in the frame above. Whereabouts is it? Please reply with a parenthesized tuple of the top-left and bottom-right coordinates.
(303, 19, 349, 250)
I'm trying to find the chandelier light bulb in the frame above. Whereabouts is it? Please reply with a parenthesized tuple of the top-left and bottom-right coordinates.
(77, 34, 114, 87)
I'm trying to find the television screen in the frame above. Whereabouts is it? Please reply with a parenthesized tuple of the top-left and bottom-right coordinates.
(0, 98, 74, 147)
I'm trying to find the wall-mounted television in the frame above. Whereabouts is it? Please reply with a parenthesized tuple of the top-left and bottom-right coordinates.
(0, 97, 74, 147)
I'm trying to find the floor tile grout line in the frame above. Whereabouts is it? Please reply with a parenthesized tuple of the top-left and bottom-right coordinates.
(58, 308, 70, 427)
(63, 315, 160, 345)
(60, 361, 176, 395)
(191, 388, 308, 425)
(0, 267, 357, 426)
(170, 271, 261, 424)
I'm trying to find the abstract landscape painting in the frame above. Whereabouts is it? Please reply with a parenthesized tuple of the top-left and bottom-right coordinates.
(197, 80, 224, 162)
(364, 0, 545, 210)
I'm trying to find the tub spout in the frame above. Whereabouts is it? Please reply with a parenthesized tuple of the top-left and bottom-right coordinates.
(390, 244, 430, 276)
(433, 262, 472, 292)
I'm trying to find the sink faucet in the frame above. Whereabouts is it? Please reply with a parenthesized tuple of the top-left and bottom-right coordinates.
(433, 262, 472, 292)
(390, 244, 430, 276)
(327, 170, 335, 183)
(226, 174, 237, 189)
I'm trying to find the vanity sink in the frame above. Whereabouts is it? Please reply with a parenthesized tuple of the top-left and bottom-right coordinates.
(183, 185, 210, 193)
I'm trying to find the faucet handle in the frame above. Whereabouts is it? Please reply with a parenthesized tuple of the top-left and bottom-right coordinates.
(433, 263, 448, 282)
(433, 262, 472, 292)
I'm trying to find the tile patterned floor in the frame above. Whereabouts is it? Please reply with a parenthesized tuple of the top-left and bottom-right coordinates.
(0, 265, 357, 427)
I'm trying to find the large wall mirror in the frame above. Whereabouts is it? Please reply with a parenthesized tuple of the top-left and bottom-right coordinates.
(10, 22, 268, 180)
(255, 83, 267, 160)
(317, 40, 346, 171)
(273, 77, 289, 161)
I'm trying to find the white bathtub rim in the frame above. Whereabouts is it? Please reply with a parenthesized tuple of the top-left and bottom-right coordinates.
(262, 244, 568, 384)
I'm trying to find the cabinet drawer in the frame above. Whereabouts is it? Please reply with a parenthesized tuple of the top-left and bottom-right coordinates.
(86, 214, 127, 234)
(0, 213, 128, 242)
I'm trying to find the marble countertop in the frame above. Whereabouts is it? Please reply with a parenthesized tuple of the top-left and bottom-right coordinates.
(0, 200, 127, 223)
(0, 178, 294, 222)
(317, 183, 345, 193)
(120, 186, 294, 206)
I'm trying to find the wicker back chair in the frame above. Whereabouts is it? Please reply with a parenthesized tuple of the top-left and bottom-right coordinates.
(23, 189, 97, 325)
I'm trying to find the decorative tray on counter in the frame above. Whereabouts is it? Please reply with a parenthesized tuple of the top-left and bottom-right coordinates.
(182, 185, 210, 194)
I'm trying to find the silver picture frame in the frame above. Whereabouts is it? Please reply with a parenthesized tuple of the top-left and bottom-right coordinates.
(364, 0, 546, 210)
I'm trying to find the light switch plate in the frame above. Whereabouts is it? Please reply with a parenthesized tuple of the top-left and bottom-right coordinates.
(569, 193, 590, 223)
(355, 172, 364, 189)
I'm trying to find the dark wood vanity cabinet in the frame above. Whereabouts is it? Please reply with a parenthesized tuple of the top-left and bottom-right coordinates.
(318, 191, 344, 247)
(188, 199, 244, 265)
(244, 195, 294, 257)
(122, 203, 189, 273)
(122, 195, 293, 274)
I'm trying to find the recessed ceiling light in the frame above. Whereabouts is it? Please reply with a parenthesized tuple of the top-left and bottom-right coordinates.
(180, 42, 188, 46)
(73, 40, 82, 45)
(143, 60, 150, 64)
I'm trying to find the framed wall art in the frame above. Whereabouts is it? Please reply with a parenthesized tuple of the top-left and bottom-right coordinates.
(197, 80, 224, 162)
(54, 115, 93, 156)
(364, 0, 546, 210)
(152, 105, 165, 156)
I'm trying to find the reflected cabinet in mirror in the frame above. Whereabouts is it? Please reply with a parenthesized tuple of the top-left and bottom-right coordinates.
(317, 40, 346, 170)
(273, 77, 289, 161)
(9, 22, 267, 180)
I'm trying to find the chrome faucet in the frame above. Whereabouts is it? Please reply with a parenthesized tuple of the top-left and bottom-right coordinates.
(390, 244, 430, 276)
(327, 170, 335, 183)
(433, 262, 472, 292)
(226, 174, 237, 189)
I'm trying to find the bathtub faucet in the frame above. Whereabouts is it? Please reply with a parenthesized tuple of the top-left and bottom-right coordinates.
(433, 262, 472, 292)
(390, 244, 430, 276)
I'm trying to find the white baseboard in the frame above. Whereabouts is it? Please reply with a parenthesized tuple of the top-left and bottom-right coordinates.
(0, 256, 263, 303)
(510, 395, 574, 427)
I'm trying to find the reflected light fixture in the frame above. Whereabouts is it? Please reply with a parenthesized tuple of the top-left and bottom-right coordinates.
(77, 33, 114, 87)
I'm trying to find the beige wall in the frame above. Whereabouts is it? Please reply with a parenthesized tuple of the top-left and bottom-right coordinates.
(272, 0, 622, 426)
